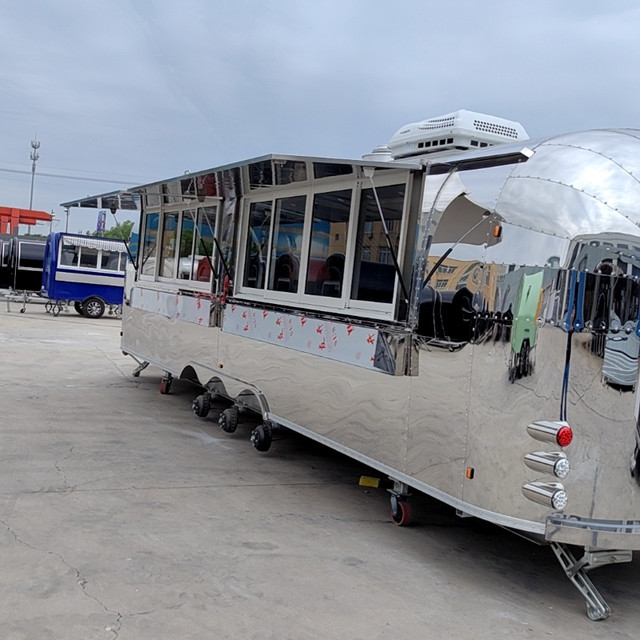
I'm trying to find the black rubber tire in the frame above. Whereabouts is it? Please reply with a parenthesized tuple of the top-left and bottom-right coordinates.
(192, 394, 211, 418)
(82, 297, 105, 319)
(74, 301, 84, 316)
(250, 423, 272, 452)
(219, 407, 238, 433)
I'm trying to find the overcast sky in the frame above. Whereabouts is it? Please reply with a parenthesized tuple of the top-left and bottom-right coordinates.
(1, 0, 639, 234)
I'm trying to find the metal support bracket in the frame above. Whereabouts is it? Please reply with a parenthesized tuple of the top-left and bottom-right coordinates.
(389, 479, 410, 497)
(550, 542, 612, 621)
(130, 357, 149, 378)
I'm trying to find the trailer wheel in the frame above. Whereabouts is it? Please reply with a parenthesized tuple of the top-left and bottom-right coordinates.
(74, 301, 84, 316)
(82, 297, 105, 319)
(192, 394, 211, 418)
(250, 422, 273, 452)
(390, 496, 413, 526)
(159, 376, 172, 394)
(219, 407, 238, 433)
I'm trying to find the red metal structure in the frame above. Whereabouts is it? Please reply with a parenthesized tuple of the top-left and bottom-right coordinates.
(0, 206, 52, 234)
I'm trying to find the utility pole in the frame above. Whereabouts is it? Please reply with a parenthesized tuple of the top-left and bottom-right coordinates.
(27, 137, 40, 234)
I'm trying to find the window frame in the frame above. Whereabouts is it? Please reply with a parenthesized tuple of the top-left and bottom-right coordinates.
(236, 184, 312, 306)
(345, 174, 411, 317)
(58, 237, 127, 273)
(138, 210, 162, 280)
(138, 199, 220, 291)
(235, 169, 414, 319)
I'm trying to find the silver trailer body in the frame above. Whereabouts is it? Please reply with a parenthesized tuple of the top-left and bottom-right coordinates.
(63, 119, 640, 619)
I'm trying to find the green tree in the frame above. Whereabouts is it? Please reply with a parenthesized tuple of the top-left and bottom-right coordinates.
(93, 220, 135, 241)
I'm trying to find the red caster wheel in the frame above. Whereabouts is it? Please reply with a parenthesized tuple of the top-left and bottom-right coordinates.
(390, 495, 413, 526)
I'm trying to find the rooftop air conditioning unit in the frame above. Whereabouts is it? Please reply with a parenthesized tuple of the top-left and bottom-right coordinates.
(385, 109, 529, 160)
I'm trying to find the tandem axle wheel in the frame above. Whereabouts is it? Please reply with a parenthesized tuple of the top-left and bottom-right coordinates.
(250, 422, 273, 452)
(191, 390, 274, 453)
(192, 392, 213, 417)
(218, 406, 239, 433)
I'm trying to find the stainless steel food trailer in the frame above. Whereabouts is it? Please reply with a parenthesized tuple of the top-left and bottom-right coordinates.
(62, 110, 640, 620)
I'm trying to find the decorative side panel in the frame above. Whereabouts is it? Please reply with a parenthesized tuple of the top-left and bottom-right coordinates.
(131, 286, 212, 326)
(222, 303, 387, 371)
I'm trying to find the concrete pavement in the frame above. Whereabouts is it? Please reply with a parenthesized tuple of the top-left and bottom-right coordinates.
(1, 299, 639, 639)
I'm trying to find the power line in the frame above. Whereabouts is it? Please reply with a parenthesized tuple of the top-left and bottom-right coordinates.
(0, 165, 135, 185)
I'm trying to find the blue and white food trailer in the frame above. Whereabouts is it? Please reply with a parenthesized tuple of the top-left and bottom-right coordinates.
(41, 232, 128, 318)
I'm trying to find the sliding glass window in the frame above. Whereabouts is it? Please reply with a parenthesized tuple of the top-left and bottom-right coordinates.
(305, 189, 352, 298)
(243, 201, 272, 290)
(159, 211, 179, 278)
(352, 184, 405, 304)
(268, 195, 306, 293)
(178, 209, 196, 279)
(140, 212, 160, 276)
(192, 206, 217, 283)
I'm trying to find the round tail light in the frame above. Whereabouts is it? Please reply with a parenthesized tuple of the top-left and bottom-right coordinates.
(556, 425, 573, 447)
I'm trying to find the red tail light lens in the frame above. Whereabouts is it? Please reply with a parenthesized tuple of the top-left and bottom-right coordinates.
(556, 425, 573, 447)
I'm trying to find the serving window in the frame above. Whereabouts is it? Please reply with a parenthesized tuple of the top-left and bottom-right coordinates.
(139, 205, 219, 288)
(133, 159, 422, 320)
(236, 167, 416, 320)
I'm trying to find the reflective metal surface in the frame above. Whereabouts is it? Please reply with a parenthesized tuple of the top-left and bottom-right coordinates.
(417, 129, 640, 541)
(120, 128, 640, 552)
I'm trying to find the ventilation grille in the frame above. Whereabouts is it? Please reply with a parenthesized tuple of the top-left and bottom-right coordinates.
(473, 119, 520, 139)
(418, 116, 456, 131)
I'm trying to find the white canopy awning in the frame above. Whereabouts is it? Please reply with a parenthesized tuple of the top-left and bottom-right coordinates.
(61, 235, 126, 253)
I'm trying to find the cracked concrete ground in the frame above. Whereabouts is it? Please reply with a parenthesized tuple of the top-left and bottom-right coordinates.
(1, 298, 640, 639)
